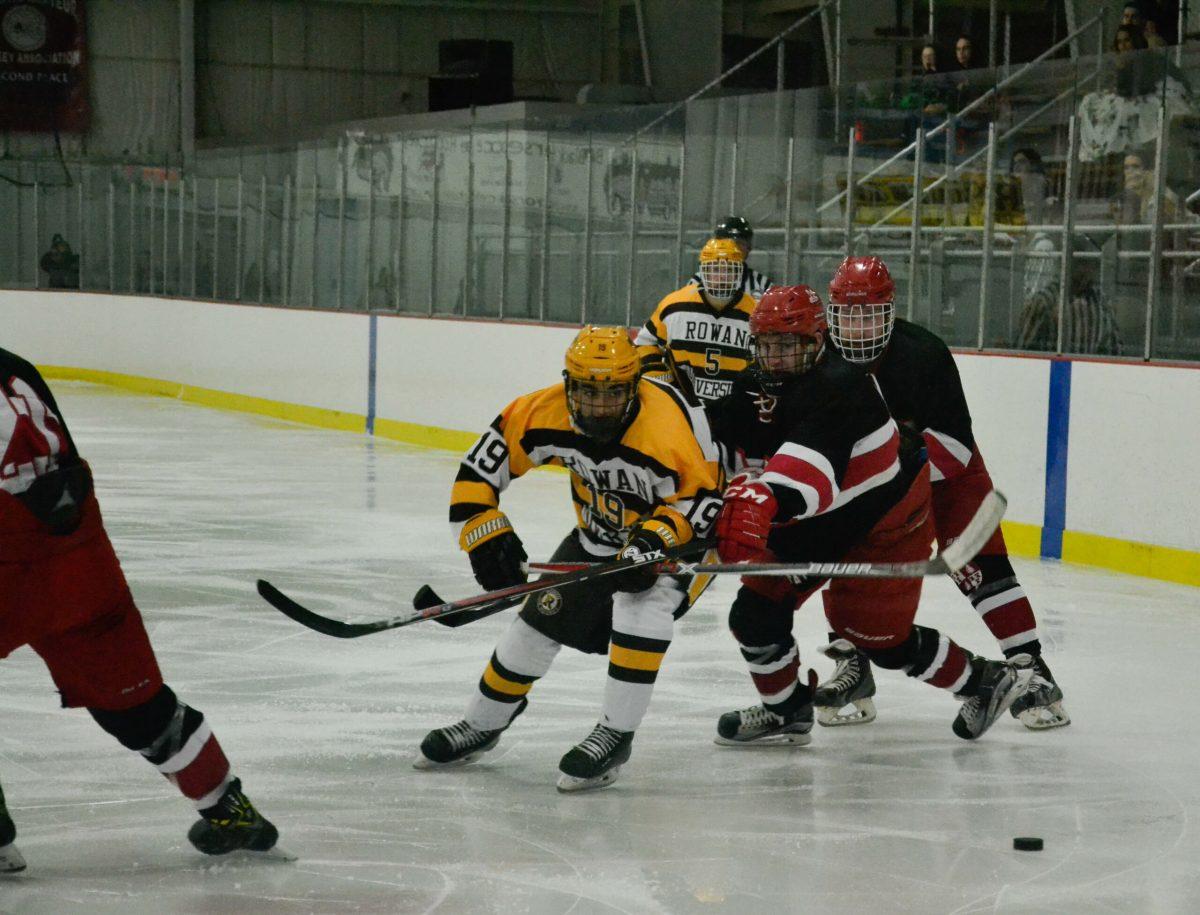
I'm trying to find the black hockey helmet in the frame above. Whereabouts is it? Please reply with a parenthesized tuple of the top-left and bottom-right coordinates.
(714, 216, 753, 248)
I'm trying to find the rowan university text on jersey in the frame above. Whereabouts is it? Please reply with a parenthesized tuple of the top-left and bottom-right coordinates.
(709, 351, 916, 561)
(872, 319, 977, 483)
(634, 284, 756, 405)
(450, 377, 724, 555)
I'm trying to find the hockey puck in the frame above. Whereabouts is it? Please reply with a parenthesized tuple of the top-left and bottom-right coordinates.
(1013, 837, 1044, 851)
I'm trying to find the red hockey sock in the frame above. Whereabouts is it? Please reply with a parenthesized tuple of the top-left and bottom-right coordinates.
(951, 554, 1041, 657)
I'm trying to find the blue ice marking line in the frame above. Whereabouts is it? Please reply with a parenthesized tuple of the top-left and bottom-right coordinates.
(366, 313, 378, 436)
(1041, 359, 1071, 560)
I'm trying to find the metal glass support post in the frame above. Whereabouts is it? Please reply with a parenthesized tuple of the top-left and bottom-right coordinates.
(107, 180, 115, 292)
(32, 180, 40, 289)
(212, 177, 220, 299)
(582, 135, 593, 322)
(234, 175, 243, 300)
(162, 174, 169, 292)
(833, 0, 842, 137)
(1177, 1, 1187, 66)
(784, 136, 796, 276)
(1144, 106, 1169, 360)
(977, 122, 998, 351)
(1055, 116, 1079, 355)
(429, 136, 440, 316)
(77, 176, 85, 289)
(177, 177, 184, 295)
(257, 175, 266, 303)
(366, 161, 375, 310)
(148, 182, 155, 294)
(312, 177, 319, 309)
(843, 127, 856, 257)
(281, 175, 292, 306)
(943, 115, 957, 230)
(989, 0, 998, 67)
(728, 138, 738, 211)
(465, 127, 475, 316)
(191, 178, 198, 297)
(128, 183, 136, 292)
(928, 0, 934, 37)
(500, 128, 511, 320)
(337, 139, 347, 310)
(626, 141, 640, 327)
(539, 132, 551, 321)
(907, 129, 925, 320)
(673, 139, 686, 287)
(395, 140, 405, 312)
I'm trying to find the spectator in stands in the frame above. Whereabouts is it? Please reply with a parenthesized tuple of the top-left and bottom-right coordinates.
(1011, 148, 1050, 227)
(1115, 148, 1182, 225)
(39, 234, 79, 289)
(900, 44, 951, 117)
(954, 35, 974, 70)
(1120, 3, 1146, 33)
(1143, 17, 1169, 48)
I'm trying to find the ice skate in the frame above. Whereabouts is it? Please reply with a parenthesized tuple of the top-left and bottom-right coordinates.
(814, 640, 877, 726)
(0, 787, 24, 874)
(415, 698, 527, 770)
(556, 724, 633, 792)
(1008, 655, 1069, 730)
(715, 703, 813, 747)
(187, 779, 281, 857)
(953, 654, 1035, 740)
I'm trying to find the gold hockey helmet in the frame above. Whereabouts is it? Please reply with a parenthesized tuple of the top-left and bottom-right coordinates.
(563, 326, 641, 442)
(698, 237, 746, 307)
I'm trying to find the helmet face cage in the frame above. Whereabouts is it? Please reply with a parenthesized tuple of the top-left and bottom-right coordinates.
(828, 300, 895, 363)
(699, 257, 744, 302)
(565, 377, 637, 442)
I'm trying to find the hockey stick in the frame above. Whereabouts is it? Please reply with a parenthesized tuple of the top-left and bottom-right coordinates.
(256, 538, 714, 639)
(529, 490, 1008, 581)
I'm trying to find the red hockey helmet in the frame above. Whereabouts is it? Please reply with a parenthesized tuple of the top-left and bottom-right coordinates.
(748, 285, 827, 389)
(827, 256, 896, 363)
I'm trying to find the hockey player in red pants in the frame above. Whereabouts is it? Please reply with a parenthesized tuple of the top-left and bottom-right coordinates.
(813, 256, 1068, 731)
(0, 347, 279, 873)
(707, 286, 1032, 746)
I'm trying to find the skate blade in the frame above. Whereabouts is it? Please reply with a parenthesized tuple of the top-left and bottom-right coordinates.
(413, 750, 486, 770)
(816, 698, 877, 727)
(556, 765, 622, 793)
(714, 731, 812, 748)
(0, 843, 27, 874)
(1018, 701, 1070, 730)
(201, 845, 297, 867)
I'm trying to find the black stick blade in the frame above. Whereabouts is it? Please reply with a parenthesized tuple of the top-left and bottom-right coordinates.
(256, 579, 394, 638)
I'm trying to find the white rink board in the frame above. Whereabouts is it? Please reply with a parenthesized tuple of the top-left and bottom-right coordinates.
(1068, 360, 1200, 551)
(2, 291, 1198, 556)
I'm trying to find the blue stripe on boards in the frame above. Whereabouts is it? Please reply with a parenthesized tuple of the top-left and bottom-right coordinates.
(366, 314, 378, 436)
(1041, 359, 1072, 559)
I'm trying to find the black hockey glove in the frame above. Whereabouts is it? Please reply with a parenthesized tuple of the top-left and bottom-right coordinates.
(611, 517, 681, 593)
(460, 509, 528, 592)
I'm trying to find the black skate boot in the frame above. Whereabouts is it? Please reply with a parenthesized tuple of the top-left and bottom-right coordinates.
(556, 724, 634, 792)
(715, 703, 813, 747)
(953, 654, 1035, 740)
(187, 778, 279, 856)
(0, 784, 26, 874)
(815, 640, 877, 726)
(415, 698, 528, 770)
(1009, 655, 1069, 730)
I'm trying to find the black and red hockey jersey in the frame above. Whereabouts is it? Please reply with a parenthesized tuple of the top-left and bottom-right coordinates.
(709, 349, 919, 562)
(0, 347, 93, 543)
(871, 319, 976, 483)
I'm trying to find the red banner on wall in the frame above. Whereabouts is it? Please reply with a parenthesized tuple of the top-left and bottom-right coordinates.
(0, 0, 88, 132)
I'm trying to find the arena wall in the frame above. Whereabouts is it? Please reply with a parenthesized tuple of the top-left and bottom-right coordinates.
(3, 290, 1196, 587)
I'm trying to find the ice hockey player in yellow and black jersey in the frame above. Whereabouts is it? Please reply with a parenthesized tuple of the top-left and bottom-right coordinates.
(415, 326, 723, 792)
(635, 237, 758, 407)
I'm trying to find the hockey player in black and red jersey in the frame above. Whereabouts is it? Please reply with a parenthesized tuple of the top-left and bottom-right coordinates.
(813, 256, 1068, 731)
(635, 238, 759, 406)
(0, 347, 279, 873)
(706, 286, 1033, 745)
(687, 216, 774, 302)
(415, 326, 723, 791)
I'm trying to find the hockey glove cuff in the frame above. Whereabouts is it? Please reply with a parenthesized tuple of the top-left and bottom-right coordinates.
(716, 481, 776, 563)
(460, 510, 528, 591)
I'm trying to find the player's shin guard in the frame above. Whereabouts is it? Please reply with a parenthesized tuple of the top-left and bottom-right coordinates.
(464, 617, 561, 732)
(89, 686, 232, 810)
(953, 554, 1041, 658)
(871, 625, 974, 696)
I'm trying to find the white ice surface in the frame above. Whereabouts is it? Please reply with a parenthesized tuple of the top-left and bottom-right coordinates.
(2, 383, 1199, 914)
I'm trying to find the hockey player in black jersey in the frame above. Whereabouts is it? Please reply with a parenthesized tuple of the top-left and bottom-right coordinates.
(707, 286, 1033, 745)
(814, 256, 1068, 730)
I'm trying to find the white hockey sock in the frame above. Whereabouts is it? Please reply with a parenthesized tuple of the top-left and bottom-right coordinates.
(600, 581, 679, 733)
(466, 617, 561, 730)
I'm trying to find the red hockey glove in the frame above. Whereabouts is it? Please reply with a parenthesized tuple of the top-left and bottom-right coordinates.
(716, 481, 777, 563)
